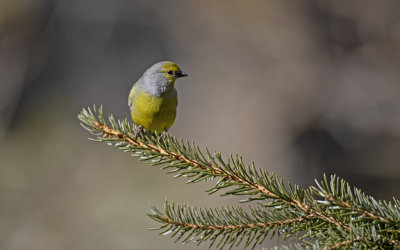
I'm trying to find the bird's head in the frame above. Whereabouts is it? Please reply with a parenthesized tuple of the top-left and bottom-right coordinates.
(160, 61, 189, 83)
(143, 61, 188, 86)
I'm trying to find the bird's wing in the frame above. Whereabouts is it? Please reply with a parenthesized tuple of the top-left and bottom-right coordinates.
(128, 82, 136, 110)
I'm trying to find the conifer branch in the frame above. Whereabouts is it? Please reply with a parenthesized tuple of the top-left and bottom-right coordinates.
(148, 201, 313, 249)
(78, 106, 400, 249)
(78, 106, 281, 201)
(150, 202, 313, 231)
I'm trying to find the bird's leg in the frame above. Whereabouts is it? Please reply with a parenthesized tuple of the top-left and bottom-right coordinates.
(160, 130, 168, 143)
(134, 125, 144, 139)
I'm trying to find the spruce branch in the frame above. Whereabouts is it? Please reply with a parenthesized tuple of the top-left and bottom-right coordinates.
(78, 106, 281, 202)
(148, 201, 312, 249)
(78, 106, 400, 249)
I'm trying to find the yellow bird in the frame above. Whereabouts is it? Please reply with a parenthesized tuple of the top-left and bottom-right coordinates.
(128, 61, 188, 133)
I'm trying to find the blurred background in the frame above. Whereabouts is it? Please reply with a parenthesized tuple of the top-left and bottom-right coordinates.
(1, 0, 400, 249)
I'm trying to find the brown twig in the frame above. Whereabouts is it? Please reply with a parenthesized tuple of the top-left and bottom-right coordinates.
(329, 237, 367, 249)
(157, 215, 310, 231)
(325, 194, 390, 223)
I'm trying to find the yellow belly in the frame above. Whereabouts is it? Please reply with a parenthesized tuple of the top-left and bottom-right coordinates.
(129, 86, 177, 132)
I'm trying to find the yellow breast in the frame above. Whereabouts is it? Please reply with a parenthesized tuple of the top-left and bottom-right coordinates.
(129, 85, 177, 132)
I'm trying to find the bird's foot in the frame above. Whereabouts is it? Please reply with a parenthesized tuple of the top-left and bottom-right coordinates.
(134, 125, 144, 139)
(160, 131, 169, 144)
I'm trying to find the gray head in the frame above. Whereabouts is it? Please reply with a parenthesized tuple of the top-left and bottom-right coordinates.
(136, 61, 188, 96)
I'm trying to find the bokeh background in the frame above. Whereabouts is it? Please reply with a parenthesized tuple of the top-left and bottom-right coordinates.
(1, 0, 400, 249)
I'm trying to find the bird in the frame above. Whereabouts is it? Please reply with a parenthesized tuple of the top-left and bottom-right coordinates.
(128, 61, 188, 134)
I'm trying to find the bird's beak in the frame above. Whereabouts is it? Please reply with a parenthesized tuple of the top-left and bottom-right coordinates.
(176, 70, 189, 77)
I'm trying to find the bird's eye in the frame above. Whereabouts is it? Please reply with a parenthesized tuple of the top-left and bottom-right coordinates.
(167, 70, 174, 75)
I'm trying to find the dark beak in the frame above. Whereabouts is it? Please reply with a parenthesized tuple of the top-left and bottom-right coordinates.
(176, 70, 189, 77)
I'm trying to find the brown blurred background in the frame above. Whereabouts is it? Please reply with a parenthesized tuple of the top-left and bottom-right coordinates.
(1, 0, 400, 249)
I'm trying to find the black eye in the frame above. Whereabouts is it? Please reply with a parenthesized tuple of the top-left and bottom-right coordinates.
(167, 70, 174, 75)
